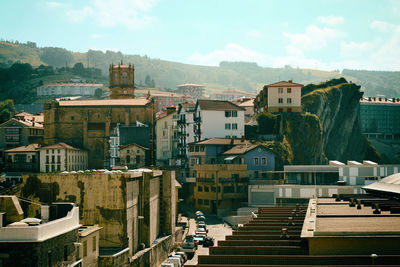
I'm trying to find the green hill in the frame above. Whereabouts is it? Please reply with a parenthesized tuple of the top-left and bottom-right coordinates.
(1, 40, 399, 97)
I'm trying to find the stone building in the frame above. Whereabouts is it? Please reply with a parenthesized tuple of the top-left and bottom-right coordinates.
(18, 170, 178, 266)
(43, 63, 155, 169)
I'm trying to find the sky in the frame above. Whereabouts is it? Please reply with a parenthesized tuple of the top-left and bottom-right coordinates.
(1, 0, 400, 71)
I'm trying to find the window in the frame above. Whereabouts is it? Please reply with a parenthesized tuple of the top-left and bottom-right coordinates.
(136, 150, 140, 154)
(198, 199, 203, 205)
(190, 158, 196, 166)
(57, 165, 61, 171)
(225, 111, 231, 117)
(204, 186, 209, 192)
(232, 123, 238, 130)
(57, 155, 61, 163)
(51, 155, 55, 163)
(5, 128, 19, 134)
(46, 155, 49, 163)
(287, 88, 291, 93)
(204, 199, 210, 205)
(223, 186, 234, 193)
(287, 98, 292, 104)
(83, 240, 88, 257)
(122, 72, 128, 84)
(198, 186, 203, 192)
(254, 157, 259, 166)
(278, 88, 283, 93)
(262, 157, 267, 165)
(114, 73, 118, 83)
(126, 155, 130, 163)
(278, 98, 283, 103)
(189, 146, 194, 152)
(71, 116, 74, 120)
(200, 146, 205, 152)
(225, 123, 231, 130)
(92, 236, 97, 252)
(46, 149, 49, 154)
(46, 165, 49, 172)
(232, 111, 238, 117)
(211, 186, 216, 192)
(195, 146, 200, 152)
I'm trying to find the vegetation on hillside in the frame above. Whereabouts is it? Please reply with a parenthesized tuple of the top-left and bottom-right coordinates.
(3, 40, 400, 97)
(0, 99, 16, 123)
(0, 62, 105, 104)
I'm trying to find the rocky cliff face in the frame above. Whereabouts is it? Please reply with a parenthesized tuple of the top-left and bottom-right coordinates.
(263, 78, 380, 168)
(301, 79, 380, 163)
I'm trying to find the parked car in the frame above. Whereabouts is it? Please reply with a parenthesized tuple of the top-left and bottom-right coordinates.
(195, 227, 208, 236)
(197, 221, 206, 228)
(167, 256, 182, 267)
(203, 236, 214, 247)
(194, 235, 205, 245)
(161, 262, 174, 267)
(174, 251, 187, 262)
(179, 235, 196, 259)
(196, 215, 206, 223)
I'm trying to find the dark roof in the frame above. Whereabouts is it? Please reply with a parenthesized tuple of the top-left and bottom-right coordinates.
(57, 98, 150, 107)
(196, 100, 245, 111)
(264, 81, 304, 88)
(189, 138, 250, 146)
(119, 125, 150, 148)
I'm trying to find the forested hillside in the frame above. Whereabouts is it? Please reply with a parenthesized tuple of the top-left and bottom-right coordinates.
(1, 40, 400, 96)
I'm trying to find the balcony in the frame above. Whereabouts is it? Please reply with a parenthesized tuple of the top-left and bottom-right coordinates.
(177, 118, 186, 125)
(194, 115, 201, 123)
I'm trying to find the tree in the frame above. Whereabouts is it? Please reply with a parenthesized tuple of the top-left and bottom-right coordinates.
(257, 112, 278, 134)
(72, 62, 85, 75)
(0, 99, 16, 123)
(40, 47, 73, 67)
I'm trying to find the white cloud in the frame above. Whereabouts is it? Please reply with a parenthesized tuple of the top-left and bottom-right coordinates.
(66, 6, 94, 23)
(66, 0, 158, 29)
(284, 25, 342, 51)
(247, 29, 261, 38)
(317, 16, 344, 26)
(90, 33, 105, 39)
(371, 20, 398, 33)
(340, 41, 375, 58)
(188, 43, 273, 67)
(45, 1, 65, 8)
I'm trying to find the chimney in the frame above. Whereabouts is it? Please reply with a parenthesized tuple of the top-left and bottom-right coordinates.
(166, 106, 175, 115)
(288, 80, 293, 83)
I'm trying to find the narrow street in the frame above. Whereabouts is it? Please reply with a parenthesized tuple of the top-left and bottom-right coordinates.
(184, 214, 232, 265)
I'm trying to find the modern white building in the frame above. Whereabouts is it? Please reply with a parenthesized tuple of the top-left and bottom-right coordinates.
(37, 83, 104, 97)
(39, 142, 88, 172)
(210, 88, 257, 101)
(193, 100, 245, 141)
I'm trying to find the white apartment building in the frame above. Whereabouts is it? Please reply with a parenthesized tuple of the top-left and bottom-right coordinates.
(39, 142, 88, 172)
(177, 103, 196, 159)
(37, 83, 104, 97)
(193, 100, 245, 141)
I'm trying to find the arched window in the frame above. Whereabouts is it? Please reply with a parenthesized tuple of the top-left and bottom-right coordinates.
(122, 72, 128, 84)
(114, 73, 118, 83)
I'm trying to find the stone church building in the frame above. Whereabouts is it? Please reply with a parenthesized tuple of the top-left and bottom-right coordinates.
(44, 63, 155, 168)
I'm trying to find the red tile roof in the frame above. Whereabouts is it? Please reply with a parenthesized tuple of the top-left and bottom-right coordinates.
(40, 142, 81, 150)
(265, 81, 304, 87)
(5, 144, 40, 152)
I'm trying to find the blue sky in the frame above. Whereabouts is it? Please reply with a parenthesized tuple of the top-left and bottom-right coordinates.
(1, 0, 400, 71)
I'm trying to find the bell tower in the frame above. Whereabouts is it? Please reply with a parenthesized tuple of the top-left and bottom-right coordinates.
(109, 62, 135, 99)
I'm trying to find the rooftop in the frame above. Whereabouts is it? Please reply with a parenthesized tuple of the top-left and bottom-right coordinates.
(360, 96, 400, 105)
(264, 80, 304, 88)
(223, 144, 271, 155)
(78, 225, 102, 237)
(189, 138, 250, 146)
(177, 83, 204, 88)
(40, 142, 80, 150)
(196, 99, 245, 111)
(39, 83, 104, 87)
(5, 144, 40, 153)
(57, 98, 150, 107)
(363, 173, 400, 195)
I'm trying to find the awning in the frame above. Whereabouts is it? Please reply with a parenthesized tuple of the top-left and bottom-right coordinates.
(224, 155, 238, 161)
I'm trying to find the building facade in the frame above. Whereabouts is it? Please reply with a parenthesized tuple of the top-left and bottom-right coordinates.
(4, 143, 40, 172)
(156, 107, 179, 166)
(210, 88, 257, 101)
(194, 100, 245, 141)
(39, 142, 88, 172)
(119, 143, 148, 169)
(176, 83, 205, 100)
(44, 63, 155, 169)
(193, 164, 248, 214)
(177, 103, 196, 166)
(0, 116, 43, 150)
(254, 80, 303, 113)
(37, 83, 104, 98)
(359, 96, 400, 140)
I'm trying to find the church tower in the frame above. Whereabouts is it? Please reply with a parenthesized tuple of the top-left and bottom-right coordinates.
(109, 62, 135, 99)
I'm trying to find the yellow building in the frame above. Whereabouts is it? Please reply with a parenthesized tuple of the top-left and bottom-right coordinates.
(43, 63, 155, 169)
(193, 164, 248, 214)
